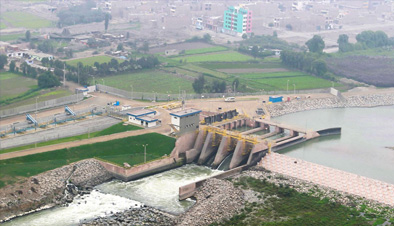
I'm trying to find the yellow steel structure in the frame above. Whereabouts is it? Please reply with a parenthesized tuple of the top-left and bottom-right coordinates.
(203, 126, 258, 145)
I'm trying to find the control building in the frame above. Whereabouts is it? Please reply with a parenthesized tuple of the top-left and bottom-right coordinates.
(170, 109, 202, 135)
(127, 109, 158, 128)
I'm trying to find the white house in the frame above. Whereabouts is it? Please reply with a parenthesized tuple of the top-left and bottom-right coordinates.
(127, 109, 158, 128)
(170, 108, 201, 135)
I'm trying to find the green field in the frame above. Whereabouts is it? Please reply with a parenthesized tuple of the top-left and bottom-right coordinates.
(199, 60, 282, 70)
(0, 32, 39, 41)
(173, 51, 255, 63)
(180, 64, 229, 79)
(1, 11, 53, 29)
(1, 88, 72, 109)
(0, 123, 142, 155)
(99, 70, 195, 93)
(0, 133, 175, 188)
(0, 22, 6, 29)
(65, 55, 124, 67)
(0, 72, 37, 102)
(183, 46, 228, 55)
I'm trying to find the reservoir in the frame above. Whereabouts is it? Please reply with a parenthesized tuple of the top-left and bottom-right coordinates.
(273, 106, 394, 185)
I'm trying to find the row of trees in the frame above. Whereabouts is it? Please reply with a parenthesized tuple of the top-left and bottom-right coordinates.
(57, 0, 108, 27)
(44, 56, 160, 85)
(280, 51, 334, 80)
(338, 31, 393, 52)
(192, 75, 240, 94)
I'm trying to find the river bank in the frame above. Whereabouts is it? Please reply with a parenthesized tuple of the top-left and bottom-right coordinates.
(0, 159, 112, 222)
(267, 93, 394, 117)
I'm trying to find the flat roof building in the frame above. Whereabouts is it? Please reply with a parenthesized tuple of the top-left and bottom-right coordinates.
(127, 109, 158, 128)
(170, 108, 202, 135)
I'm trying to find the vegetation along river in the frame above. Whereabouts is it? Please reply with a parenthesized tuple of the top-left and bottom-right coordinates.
(273, 106, 394, 185)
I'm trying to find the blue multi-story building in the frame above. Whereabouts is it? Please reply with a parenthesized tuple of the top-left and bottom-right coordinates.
(223, 6, 252, 34)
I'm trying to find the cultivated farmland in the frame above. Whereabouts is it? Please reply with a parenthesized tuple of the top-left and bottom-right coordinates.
(65, 55, 124, 67)
(0, 11, 53, 29)
(99, 70, 194, 93)
(0, 72, 37, 102)
(173, 51, 255, 63)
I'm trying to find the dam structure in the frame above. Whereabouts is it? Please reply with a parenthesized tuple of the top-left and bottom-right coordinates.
(172, 116, 339, 171)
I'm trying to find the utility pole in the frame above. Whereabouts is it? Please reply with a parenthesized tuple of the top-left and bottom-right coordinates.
(142, 144, 148, 163)
(293, 84, 296, 95)
(35, 97, 39, 130)
(63, 63, 66, 88)
(130, 85, 133, 100)
(77, 64, 80, 85)
(287, 80, 289, 92)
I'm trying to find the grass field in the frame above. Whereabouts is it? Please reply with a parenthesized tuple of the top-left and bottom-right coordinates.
(0, 133, 175, 188)
(0, 32, 39, 42)
(214, 176, 386, 226)
(173, 51, 255, 63)
(199, 60, 282, 70)
(99, 70, 194, 93)
(2, 88, 72, 109)
(0, 72, 37, 102)
(65, 55, 124, 67)
(183, 46, 228, 55)
(1, 11, 53, 29)
(180, 64, 229, 79)
(0, 123, 142, 155)
(0, 22, 6, 29)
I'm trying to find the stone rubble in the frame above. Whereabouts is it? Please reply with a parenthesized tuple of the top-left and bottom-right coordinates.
(82, 206, 176, 226)
(267, 93, 394, 117)
(176, 178, 245, 226)
(0, 159, 112, 222)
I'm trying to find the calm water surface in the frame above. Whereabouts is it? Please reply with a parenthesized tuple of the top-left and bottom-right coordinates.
(273, 106, 394, 184)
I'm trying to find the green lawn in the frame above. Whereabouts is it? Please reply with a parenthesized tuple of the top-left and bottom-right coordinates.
(199, 61, 282, 70)
(1, 88, 72, 109)
(180, 64, 229, 79)
(0, 133, 175, 188)
(239, 74, 338, 91)
(99, 70, 195, 93)
(1, 11, 53, 29)
(0, 32, 39, 41)
(238, 71, 309, 79)
(183, 46, 228, 55)
(0, 72, 37, 102)
(0, 123, 142, 154)
(0, 22, 6, 29)
(65, 55, 124, 67)
(214, 176, 383, 226)
(173, 51, 255, 63)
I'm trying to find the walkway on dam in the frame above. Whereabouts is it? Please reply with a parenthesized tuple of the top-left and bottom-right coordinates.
(259, 153, 394, 206)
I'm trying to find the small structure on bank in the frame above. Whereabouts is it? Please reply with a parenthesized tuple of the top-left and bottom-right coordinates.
(127, 109, 158, 128)
(170, 108, 201, 135)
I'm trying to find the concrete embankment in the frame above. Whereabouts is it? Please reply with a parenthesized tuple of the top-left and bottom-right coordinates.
(267, 93, 394, 117)
(259, 153, 394, 207)
(0, 159, 112, 222)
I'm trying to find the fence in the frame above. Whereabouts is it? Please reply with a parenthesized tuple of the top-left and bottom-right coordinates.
(0, 94, 84, 118)
(96, 84, 330, 102)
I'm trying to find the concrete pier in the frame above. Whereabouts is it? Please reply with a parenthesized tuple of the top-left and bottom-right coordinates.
(198, 132, 215, 165)
(229, 140, 246, 169)
(212, 136, 230, 168)
(259, 153, 394, 206)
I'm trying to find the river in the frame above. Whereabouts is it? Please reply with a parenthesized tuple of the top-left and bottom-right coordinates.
(273, 106, 394, 185)
(3, 165, 221, 226)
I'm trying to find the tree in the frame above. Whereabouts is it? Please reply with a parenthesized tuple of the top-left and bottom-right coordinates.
(232, 78, 240, 91)
(211, 80, 226, 93)
(0, 55, 7, 70)
(41, 57, 49, 66)
(54, 68, 63, 77)
(286, 24, 293, 31)
(141, 41, 149, 53)
(242, 33, 248, 40)
(9, 61, 16, 72)
(312, 60, 327, 76)
(251, 46, 259, 59)
(192, 75, 205, 93)
(268, 22, 274, 27)
(337, 34, 353, 52)
(25, 30, 31, 41)
(203, 33, 211, 42)
(126, 32, 130, 39)
(104, 13, 110, 31)
(305, 35, 325, 53)
(273, 31, 278, 37)
(117, 43, 124, 51)
(38, 71, 61, 88)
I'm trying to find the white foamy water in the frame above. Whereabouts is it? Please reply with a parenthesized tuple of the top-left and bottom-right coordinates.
(2, 190, 141, 226)
(97, 164, 222, 214)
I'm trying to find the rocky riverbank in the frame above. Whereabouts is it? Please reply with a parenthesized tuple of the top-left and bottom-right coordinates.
(176, 178, 245, 226)
(267, 93, 394, 117)
(238, 167, 394, 219)
(82, 206, 176, 226)
(0, 159, 112, 222)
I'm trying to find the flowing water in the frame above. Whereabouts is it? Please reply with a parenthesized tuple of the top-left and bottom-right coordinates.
(3, 165, 221, 225)
(273, 106, 394, 185)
